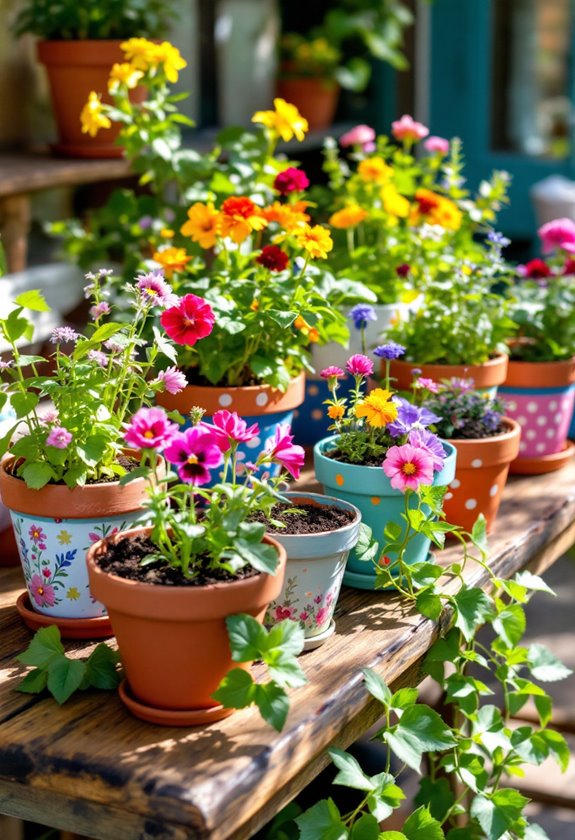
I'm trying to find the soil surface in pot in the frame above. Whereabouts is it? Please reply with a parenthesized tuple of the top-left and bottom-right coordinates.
(250, 502, 354, 534)
(6, 454, 139, 485)
(322, 448, 387, 467)
(95, 535, 260, 586)
(438, 421, 506, 440)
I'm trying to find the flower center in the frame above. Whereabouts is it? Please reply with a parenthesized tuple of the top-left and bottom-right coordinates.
(38, 586, 44, 595)
(144, 430, 154, 438)
(402, 462, 417, 475)
(183, 317, 195, 327)
(187, 454, 199, 465)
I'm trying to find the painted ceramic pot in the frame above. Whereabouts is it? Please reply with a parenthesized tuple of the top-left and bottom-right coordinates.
(0, 455, 153, 620)
(313, 437, 457, 590)
(87, 528, 286, 725)
(499, 357, 575, 473)
(264, 492, 362, 645)
(388, 354, 509, 397)
(442, 418, 521, 533)
(158, 373, 305, 478)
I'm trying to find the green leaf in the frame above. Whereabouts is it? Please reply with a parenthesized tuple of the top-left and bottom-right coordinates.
(16, 667, 49, 694)
(348, 812, 379, 839)
(379, 834, 407, 840)
(88, 322, 123, 343)
(452, 586, 494, 642)
(402, 805, 445, 840)
(85, 644, 121, 690)
(253, 682, 289, 732)
(265, 619, 306, 658)
(470, 515, 488, 553)
(267, 310, 298, 329)
(296, 799, 348, 840)
(414, 777, 454, 822)
(534, 694, 553, 727)
(76, 435, 107, 468)
(470, 790, 529, 840)
(493, 604, 526, 647)
(329, 747, 376, 792)
(524, 824, 550, 840)
(20, 460, 55, 489)
(266, 652, 307, 689)
(235, 538, 279, 574)
(14, 289, 50, 311)
(527, 643, 573, 682)
(212, 667, 256, 709)
(391, 687, 419, 712)
(363, 668, 391, 707)
(225, 614, 268, 661)
(416, 590, 443, 621)
(18, 625, 64, 667)
(384, 706, 457, 772)
(46, 657, 87, 704)
(514, 571, 556, 596)
(2, 310, 31, 342)
(539, 728, 570, 772)
(11, 391, 39, 418)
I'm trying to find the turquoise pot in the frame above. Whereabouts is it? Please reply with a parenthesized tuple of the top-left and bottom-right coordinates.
(313, 436, 457, 590)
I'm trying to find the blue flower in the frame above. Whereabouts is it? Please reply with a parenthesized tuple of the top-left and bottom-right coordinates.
(373, 342, 406, 360)
(349, 304, 377, 330)
(487, 230, 510, 248)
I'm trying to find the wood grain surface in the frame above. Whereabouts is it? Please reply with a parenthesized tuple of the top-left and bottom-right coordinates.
(0, 458, 574, 839)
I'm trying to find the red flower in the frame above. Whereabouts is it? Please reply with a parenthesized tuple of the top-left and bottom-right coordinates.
(160, 294, 215, 346)
(523, 258, 552, 279)
(396, 263, 411, 277)
(273, 167, 310, 195)
(564, 258, 575, 276)
(256, 245, 289, 272)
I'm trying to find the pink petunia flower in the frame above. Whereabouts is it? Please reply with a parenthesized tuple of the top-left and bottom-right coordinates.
(160, 294, 215, 346)
(346, 354, 374, 377)
(163, 426, 224, 485)
(156, 366, 188, 395)
(209, 410, 260, 452)
(391, 114, 429, 143)
(264, 424, 305, 480)
(46, 426, 73, 449)
(538, 218, 575, 254)
(424, 136, 449, 155)
(382, 443, 435, 492)
(124, 407, 179, 450)
(29, 574, 56, 608)
(339, 124, 376, 149)
(273, 167, 310, 194)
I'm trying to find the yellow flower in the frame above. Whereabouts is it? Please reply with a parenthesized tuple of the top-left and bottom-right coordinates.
(152, 41, 188, 83)
(381, 184, 410, 218)
(152, 246, 191, 278)
(120, 38, 158, 71)
(108, 62, 144, 93)
(357, 157, 392, 184)
(66, 587, 80, 601)
(263, 201, 310, 232)
(355, 389, 398, 427)
(80, 92, 112, 137)
(294, 224, 333, 259)
(219, 196, 267, 244)
(181, 202, 222, 248)
(252, 98, 309, 142)
(329, 205, 369, 229)
(57, 530, 72, 545)
(327, 404, 345, 420)
(160, 228, 174, 238)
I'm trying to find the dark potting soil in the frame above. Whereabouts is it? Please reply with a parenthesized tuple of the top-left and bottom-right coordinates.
(250, 502, 355, 535)
(95, 534, 260, 586)
(444, 421, 507, 441)
(322, 449, 387, 467)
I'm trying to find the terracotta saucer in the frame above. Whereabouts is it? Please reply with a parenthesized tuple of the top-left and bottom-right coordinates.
(16, 592, 114, 639)
(510, 440, 575, 475)
(118, 680, 235, 727)
(303, 619, 336, 652)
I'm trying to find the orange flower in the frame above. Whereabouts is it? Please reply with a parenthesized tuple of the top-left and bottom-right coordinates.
(294, 315, 309, 331)
(308, 327, 319, 343)
(293, 224, 333, 259)
(263, 201, 310, 232)
(220, 197, 267, 243)
(357, 157, 392, 184)
(181, 202, 221, 249)
(152, 246, 191, 278)
(329, 205, 368, 229)
(327, 404, 345, 420)
(410, 189, 462, 231)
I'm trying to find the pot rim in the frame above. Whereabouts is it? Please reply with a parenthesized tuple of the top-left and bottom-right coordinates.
(442, 416, 521, 447)
(314, 434, 457, 471)
(504, 356, 575, 388)
(267, 491, 362, 538)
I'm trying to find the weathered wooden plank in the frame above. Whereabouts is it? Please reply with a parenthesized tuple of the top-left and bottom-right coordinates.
(0, 155, 132, 197)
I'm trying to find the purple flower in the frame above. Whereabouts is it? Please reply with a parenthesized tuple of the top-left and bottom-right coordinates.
(50, 326, 80, 344)
(408, 429, 446, 472)
(163, 426, 224, 485)
(349, 304, 377, 330)
(104, 339, 124, 354)
(208, 410, 260, 452)
(448, 377, 475, 392)
(346, 354, 374, 377)
(136, 271, 177, 307)
(0, 360, 13, 370)
(88, 350, 108, 368)
(138, 215, 154, 230)
(320, 366, 345, 379)
(46, 426, 73, 449)
(156, 366, 188, 395)
(124, 407, 178, 450)
(387, 397, 441, 438)
(487, 230, 510, 248)
(89, 301, 111, 320)
(374, 342, 406, 360)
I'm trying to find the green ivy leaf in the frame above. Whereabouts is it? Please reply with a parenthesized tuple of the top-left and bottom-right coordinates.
(414, 777, 454, 822)
(416, 590, 443, 621)
(265, 619, 306, 658)
(470, 790, 529, 840)
(534, 694, 553, 727)
(295, 799, 348, 840)
(402, 805, 445, 840)
(524, 824, 551, 840)
(14, 289, 50, 311)
(266, 652, 307, 690)
(391, 687, 419, 712)
(225, 614, 268, 662)
(470, 515, 488, 554)
(2, 310, 32, 343)
(527, 643, 573, 682)
(212, 667, 256, 709)
(348, 812, 379, 839)
(329, 748, 377, 791)
(514, 571, 556, 597)
(20, 460, 55, 489)
(452, 586, 494, 642)
(46, 657, 87, 705)
(16, 667, 49, 694)
(366, 774, 405, 821)
(493, 604, 526, 647)
(253, 682, 289, 732)
(410, 562, 443, 588)
(538, 728, 570, 772)
(384, 706, 457, 772)
(363, 668, 391, 707)
(18, 625, 64, 667)
(85, 644, 121, 690)
(384, 521, 403, 541)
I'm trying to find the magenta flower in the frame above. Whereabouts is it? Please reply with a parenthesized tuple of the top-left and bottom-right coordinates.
(124, 407, 178, 450)
(424, 136, 449, 155)
(29, 524, 47, 544)
(346, 354, 374, 377)
(29, 574, 56, 608)
(46, 426, 73, 449)
(209, 410, 260, 452)
(274, 605, 296, 620)
(340, 124, 376, 149)
(136, 271, 177, 307)
(160, 294, 215, 346)
(315, 606, 329, 626)
(163, 426, 224, 485)
(391, 114, 429, 143)
(383, 443, 435, 492)
(320, 366, 345, 380)
(156, 366, 188, 395)
(89, 301, 111, 320)
(264, 424, 305, 480)
(538, 218, 575, 254)
(273, 167, 310, 194)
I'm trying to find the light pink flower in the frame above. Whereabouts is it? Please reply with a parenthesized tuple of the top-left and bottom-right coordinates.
(315, 606, 329, 625)
(88, 350, 108, 368)
(538, 218, 575, 254)
(265, 424, 305, 480)
(124, 407, 178, 450)
(391, 114, 429, 143)
(320, 366, 345, 379)
(346, 354, 374, 377)
(424, 136, 449, 155)
(89, 301, 111, 319)
(209, 410, 260, 452)
(29, 574, 56, 608)
(156, 366, 188, 395)
(382, 443, 434, 492)
(416, 377, 440, 393)
(340, 124, 376, 148)
(136, 271, 178, 307)
(46, 426, 73, 449)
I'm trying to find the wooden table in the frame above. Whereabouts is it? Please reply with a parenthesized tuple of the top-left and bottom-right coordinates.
(0, 458, 574, 839)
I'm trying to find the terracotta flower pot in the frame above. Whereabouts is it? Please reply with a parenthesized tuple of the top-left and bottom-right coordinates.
(38, 40, 146, 158)
(499, 357, 575, 474)
(87, 528, 287, 725)
(441, 418, 521, 533)
(388, 354, 509, 395)
(276, 76, 339, 130)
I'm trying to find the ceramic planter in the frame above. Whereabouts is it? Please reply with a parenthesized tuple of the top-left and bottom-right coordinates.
(276, 75, 339, 130)
(442, 419, 521, 533)
(313, 437, 457, 590)
(264, 492, 362, 648)
(499, 357, 575, 473)
(0, 455, 152, 628)
(87, 528, 286, 726)
(388, 354, 509, 397)
(158, 372, 305, 477)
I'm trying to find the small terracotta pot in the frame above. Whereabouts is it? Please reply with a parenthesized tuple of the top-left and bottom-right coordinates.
(441, 418, 521, 533)
(276, 76, 339, 130)
(388, 355, 509, 395)
(499, 357, 575, 473)
(87, 528, 286, 718)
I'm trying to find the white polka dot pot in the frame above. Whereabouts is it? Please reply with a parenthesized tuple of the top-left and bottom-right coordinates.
(499, 358, 575, 474)
(263, 492, 362, 645)
(441, 418, 521, 533)
(0, 455, 154, 621)
(313, 436, 457, 590)
(388, 354, 509, 395)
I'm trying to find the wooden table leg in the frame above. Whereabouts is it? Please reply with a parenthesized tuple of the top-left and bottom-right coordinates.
(0, 193, 31, 273)
(0, 815, 24, 840)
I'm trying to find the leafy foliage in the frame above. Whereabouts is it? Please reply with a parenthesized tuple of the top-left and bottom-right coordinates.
(12, 0, 172, 39)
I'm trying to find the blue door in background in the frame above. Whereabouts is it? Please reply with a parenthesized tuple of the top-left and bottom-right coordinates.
(429, 0, 575, 243)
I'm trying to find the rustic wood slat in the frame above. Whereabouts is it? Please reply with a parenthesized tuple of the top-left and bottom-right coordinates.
(0, 458, 573, 839)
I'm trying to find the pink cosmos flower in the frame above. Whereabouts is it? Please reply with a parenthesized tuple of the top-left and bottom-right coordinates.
(46, 426, 73, 449)
(416, 377, 440, 393)
(424, 135, 449, 155)
(538, 218, 575, 254)
(163, 426, 224, 485)
(160, 294, 215, 346)
(320, 366, 345, 379)
(156, 366, 188, 395)
(29, 524, 47, 544)
(209, 410, 260, 452)
(264, 424, 305, 480)
(136, 271, 178, 307)
(339, 124, 376, 149)
(89, 301, 111, 320)
(273, 167, 310, 194)
(29, 574, 56, 608)
(124, 407, 178, 450)
(391, 114, 429, 143)
(346, 354, 374, 377)
(382, 443, 435, 492)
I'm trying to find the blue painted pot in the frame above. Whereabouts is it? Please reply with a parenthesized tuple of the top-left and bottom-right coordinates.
(313, 436, 457, 590)
(292, 376, 353, 447)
